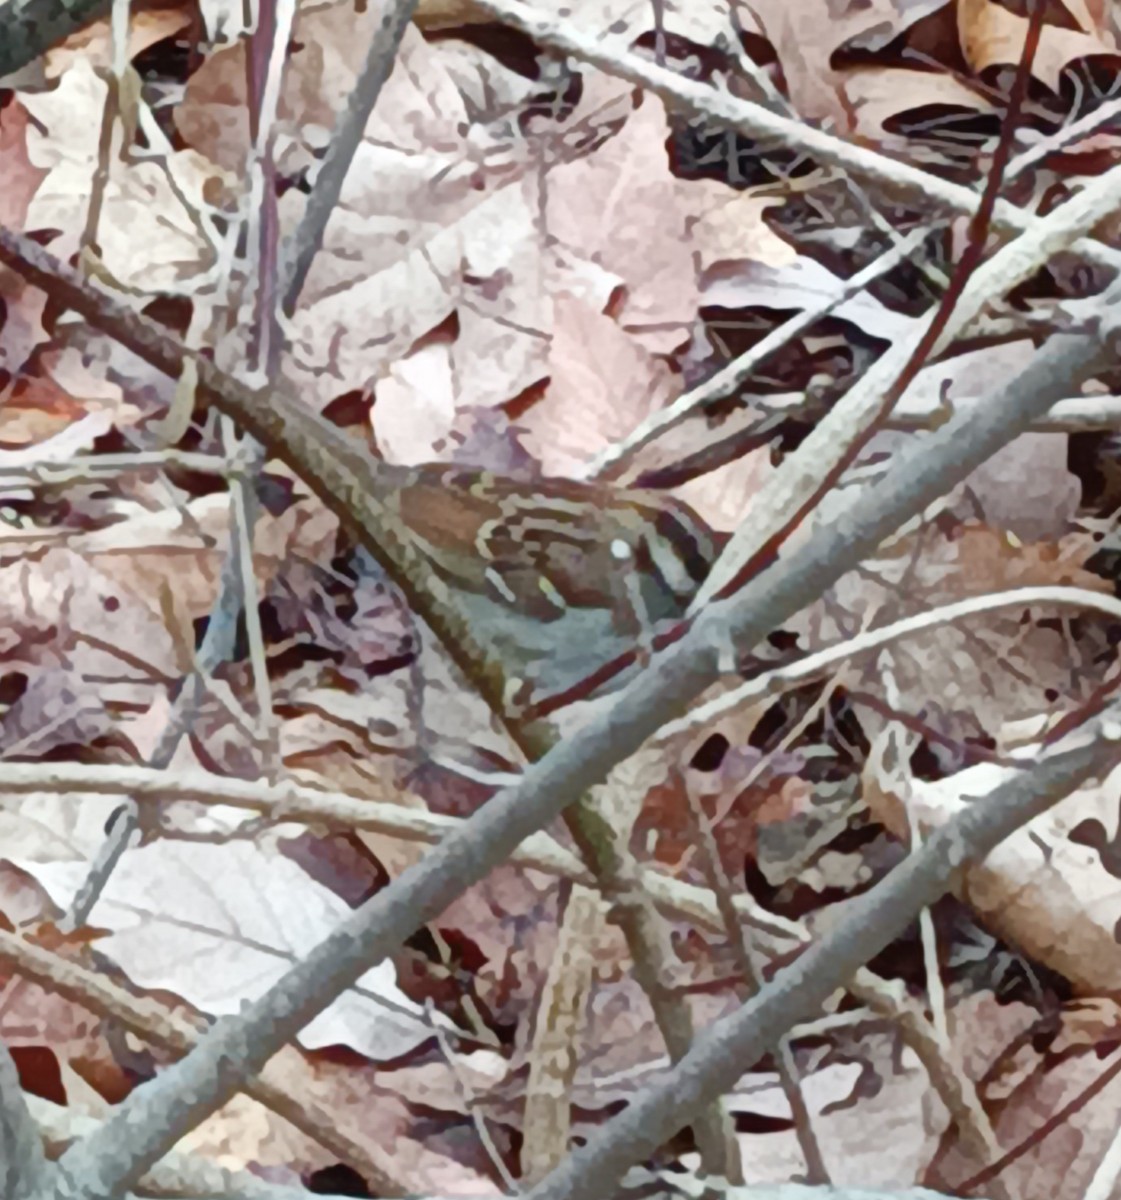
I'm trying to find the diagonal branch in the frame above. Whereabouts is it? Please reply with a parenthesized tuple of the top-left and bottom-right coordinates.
(474, 0, 1121, 272)
(524, 716, 1121, 1200)
(281, 0, 420, 312)
(18, 281, 1119, 1200)
(0, 1040, 47, 1200)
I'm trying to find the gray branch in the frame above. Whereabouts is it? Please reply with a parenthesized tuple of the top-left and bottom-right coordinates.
(524, 727, 1117, 1200)
(0, 1040, 47, 1200)
(281, 0, 420, 313)
(36, 302, 1121, 1200)
(0, 0, 108, 78)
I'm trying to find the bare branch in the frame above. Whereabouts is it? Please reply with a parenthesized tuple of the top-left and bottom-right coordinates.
(524, 718, 1121, 1200)
(28, 297, 1121, 1200)
(0, 1040, 47, 1200)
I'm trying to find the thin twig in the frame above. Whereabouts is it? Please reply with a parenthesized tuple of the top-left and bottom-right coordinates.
(0, 930, 410, 1194)
(697, 0, 1046, 604)
(661, 585, 1121, 742)
(678, 774, 829, 1183)
(957, 1041, 1121, 1194)
(471, 0, 1121, 271)
(281, 0, 420, 313)
(585, 226, 933, 481)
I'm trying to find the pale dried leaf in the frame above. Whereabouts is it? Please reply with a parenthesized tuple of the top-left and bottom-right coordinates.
(15, 840, 446, 1058)
(22, 61, 218, 292)
(870, 760, 1121, 995)
(959, 0, 1117, 90)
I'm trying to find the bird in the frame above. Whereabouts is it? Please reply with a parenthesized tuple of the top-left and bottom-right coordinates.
(362, 465, 722, 708)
